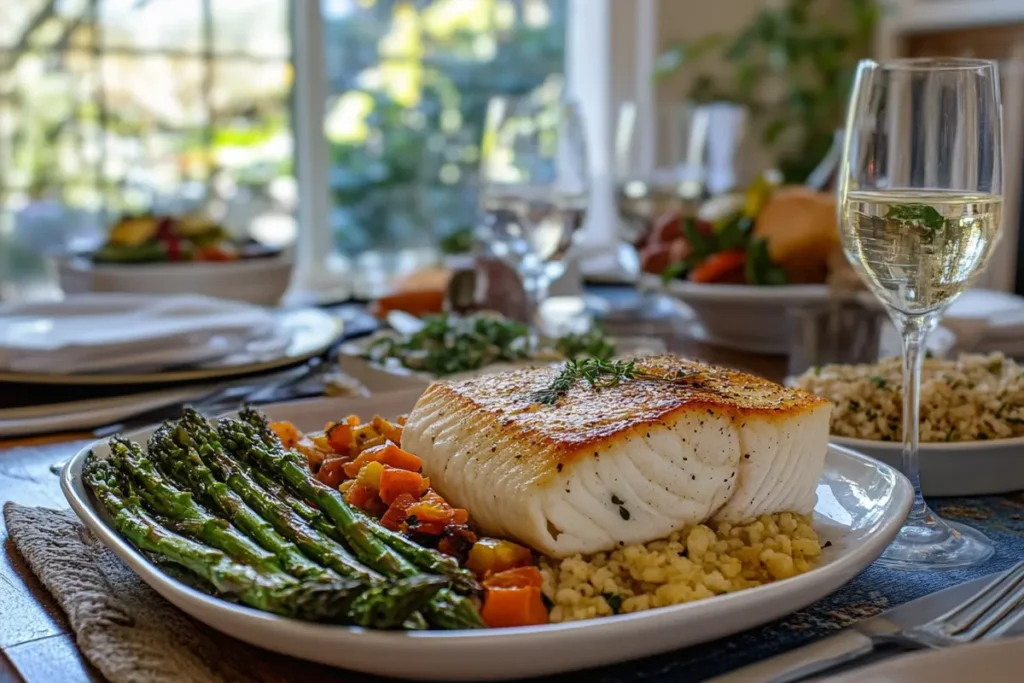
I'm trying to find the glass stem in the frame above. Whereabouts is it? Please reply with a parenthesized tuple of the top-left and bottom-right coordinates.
(523, 272, 549, 352)
(896, 313, 934, 524)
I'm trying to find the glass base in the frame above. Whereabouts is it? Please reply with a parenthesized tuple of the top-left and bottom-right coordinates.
(876, 509, 994, 571)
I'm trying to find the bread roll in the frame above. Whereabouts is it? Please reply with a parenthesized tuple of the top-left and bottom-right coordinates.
(752, 187, 839, 284)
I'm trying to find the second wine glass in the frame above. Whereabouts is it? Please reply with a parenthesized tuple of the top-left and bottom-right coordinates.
(478, 83, 589, 343)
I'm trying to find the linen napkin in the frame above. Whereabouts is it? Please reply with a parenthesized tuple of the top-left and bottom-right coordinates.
(2, 502, 313, 683)
(0, 294, 290, 374)
(941, 289, 1024, 356)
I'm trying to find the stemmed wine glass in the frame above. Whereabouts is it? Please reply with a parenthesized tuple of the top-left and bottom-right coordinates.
(477, 79, 589, 344)
(838, 58, 1003, 570)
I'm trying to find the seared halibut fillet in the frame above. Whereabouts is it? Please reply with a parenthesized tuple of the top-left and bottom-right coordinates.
(401, 356, 830, 557)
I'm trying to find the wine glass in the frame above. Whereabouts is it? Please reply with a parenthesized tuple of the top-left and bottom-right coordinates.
(614, 100, 707, 245)
(838, 58, 1003, 570)
(478, 82, 589, 342)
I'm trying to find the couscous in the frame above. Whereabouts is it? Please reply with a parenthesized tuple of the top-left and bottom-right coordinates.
(539, 512, 822, 623)
(791, 353, 1024, 443)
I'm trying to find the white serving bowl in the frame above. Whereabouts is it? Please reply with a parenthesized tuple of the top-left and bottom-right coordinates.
(645, 274, 832, 354)
(57, 254, 294, 307)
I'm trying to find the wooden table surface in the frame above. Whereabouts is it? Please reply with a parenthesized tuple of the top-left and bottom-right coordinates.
(0, 343, 787, 683)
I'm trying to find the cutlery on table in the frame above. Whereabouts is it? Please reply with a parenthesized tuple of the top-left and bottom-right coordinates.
(711, 561, 1024, 683)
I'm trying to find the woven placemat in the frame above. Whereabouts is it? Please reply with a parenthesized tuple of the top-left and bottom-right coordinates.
(2, 502, 297, 683)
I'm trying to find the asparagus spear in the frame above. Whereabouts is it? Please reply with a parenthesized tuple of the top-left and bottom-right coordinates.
(167, 415, 381, 585)
(83, 456, 364, 621)
(218, 413, 416, 578)
(147, 426, 338, 583)
(250, 461, 479, 595)
(231, 408, 485, 629)
(349, 575, 446, 629)
(108, 437, 282, 575)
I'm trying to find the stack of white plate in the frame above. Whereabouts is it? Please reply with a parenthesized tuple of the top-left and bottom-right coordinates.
(0, 294, 342, 437)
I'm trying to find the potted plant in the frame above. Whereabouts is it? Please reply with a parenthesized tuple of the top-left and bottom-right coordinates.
(655, 0, 879, 183)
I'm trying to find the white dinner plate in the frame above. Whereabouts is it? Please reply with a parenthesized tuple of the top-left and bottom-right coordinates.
(0, 384, 220, 438)
(62, 390, 912, 681)
(824, 635, 1024, 683)
(643, 274, 832, 354)
(338, 335, 668, 393)
(830, 435, 1024, 497)
(0, 308, 341, 386)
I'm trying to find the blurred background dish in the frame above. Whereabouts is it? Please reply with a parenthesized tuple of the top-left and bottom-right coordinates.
(57, 253, 293, 306)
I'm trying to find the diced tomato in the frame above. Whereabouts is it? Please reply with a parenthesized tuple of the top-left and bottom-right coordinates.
(689, 250, 747, 284)
(451, 508, 469, 525)
(343, 483, 377, 511)
(437, 525, 477, 560)
(270, 421, 301, 449)
(317, 458, 348, 488)
(380, 493, 418, 531)
(325, 422, 354, 455)
(378, 466, 424, 505)
(483, 566, 543, 590)
(406, 497, 454, 525)
(481, 587, 548, 628)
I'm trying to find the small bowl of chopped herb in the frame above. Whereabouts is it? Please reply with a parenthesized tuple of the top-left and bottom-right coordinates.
(338, 313, 664, 391)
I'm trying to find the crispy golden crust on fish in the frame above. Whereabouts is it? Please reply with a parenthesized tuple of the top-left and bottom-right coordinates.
(411, 355, 827, 478)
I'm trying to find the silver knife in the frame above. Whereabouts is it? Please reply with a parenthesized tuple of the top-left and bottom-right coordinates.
(709, 572, 1021, 682)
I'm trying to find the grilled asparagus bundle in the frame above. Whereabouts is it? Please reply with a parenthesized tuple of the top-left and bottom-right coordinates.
(83, 406, 485, 630)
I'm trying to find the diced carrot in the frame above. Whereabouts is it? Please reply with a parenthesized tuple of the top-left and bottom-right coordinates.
(343, 483, 377, 511)
(345, 415, 360, 427)
(317, 458, 348, 488)
(371, 415, 404, 444)
(481, 587, 549, 628)
(270, 421, 301, 449)
(466, 538, 534, 578)
(325, 422, 354, 455)
(343, 441, 422, 478)
(483, 566, 543, 590)
(343, 446, 383, 479)
(451, 508, 469, 525)
(376, 442, 421, 472)
(380, 493, 418, 531)
(378, 466, 425, 505)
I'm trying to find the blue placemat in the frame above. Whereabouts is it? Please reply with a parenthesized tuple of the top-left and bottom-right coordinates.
(521, 492, 1024, 683)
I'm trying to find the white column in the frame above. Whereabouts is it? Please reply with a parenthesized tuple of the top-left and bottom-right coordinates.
(290, 0, 343, 299)
(565, 0, 657, 280)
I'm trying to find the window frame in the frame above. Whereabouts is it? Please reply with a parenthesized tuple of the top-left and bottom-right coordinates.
(288, 0, 659, 296)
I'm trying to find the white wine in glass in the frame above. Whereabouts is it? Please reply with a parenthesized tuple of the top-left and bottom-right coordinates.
(838, 58, 1003, 570)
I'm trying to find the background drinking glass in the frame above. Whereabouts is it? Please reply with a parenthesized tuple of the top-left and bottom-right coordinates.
(477, 81, 589, 338)
(838, 58, 1003, 570)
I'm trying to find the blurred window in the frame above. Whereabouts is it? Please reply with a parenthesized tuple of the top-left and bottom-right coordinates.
(0, 0, 293, 297)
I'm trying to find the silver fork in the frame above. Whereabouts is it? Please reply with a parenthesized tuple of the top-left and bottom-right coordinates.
(749, 561, 1024, 683)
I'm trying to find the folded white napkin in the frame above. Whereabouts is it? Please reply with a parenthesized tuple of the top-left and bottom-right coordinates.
(942, 289, 1024, 355)
(0, 294, 289, 374)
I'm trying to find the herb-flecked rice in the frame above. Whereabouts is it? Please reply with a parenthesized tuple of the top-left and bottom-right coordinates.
(791, 353, 1024, 443)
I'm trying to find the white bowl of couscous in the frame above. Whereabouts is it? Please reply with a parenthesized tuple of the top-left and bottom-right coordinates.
(791, 352, 1024, 496)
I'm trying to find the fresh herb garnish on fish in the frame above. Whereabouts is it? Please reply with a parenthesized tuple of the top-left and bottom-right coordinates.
(528, 358, 697, 406)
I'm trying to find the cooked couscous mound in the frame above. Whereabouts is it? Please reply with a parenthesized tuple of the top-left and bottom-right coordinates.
(791, 352, 1024, 443)
(539, 512, 821, 623)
